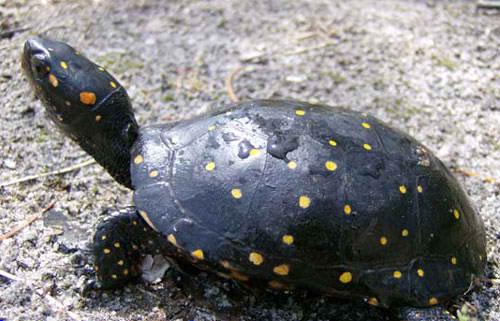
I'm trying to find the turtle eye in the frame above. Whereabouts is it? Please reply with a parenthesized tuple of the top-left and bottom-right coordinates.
(30, 54, 50, 78)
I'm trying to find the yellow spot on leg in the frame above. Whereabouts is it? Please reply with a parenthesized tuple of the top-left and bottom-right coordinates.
(344, 204, 352, 215)
(60, 61, 68, 69)
(249, 252, 264, 265)
(453, 209, 460, 220)
(80, 91, 96, 105)
(361, 122, 371, 129)
(103, 248, 111, 254)
(379, 236, 388, 246)
(393, 270, 402, 279)
(249, 149, 261, 156)
(329, 139, 337, 147)
(191, 249, 204, 260)
(363, 143, 372, 151)
(134, 155, 144, 164)
(429, 297, 438, 306)
(399, 185, 407, 194)
(325, 161, 337, 171)
(167, 234, 177, 246)
(417, 268, 424, 277)
(282, 234, 294, 245)
(273, 264, 290, 276)
(205, 162, 216, 171)
(139, 210, 158, 232)
(339, 271, 352, 284)
(231, 188, 242, 199)
(295, 109, 306, 116)
(208, 124, 216, 131)
(287, 161, 297, 169)
(299, 195, 311, 209)
(48, 74, 58, 87)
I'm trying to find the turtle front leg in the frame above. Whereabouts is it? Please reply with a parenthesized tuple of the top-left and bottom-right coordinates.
(93, 207, 165, 288)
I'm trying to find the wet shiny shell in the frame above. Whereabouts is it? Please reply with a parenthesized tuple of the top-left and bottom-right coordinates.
(130, 100, 486, 308)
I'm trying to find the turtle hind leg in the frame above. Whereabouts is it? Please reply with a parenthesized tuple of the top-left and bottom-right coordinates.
(93, 207, 164, 289)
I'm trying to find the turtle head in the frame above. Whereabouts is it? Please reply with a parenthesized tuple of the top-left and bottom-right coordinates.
(22, 36, 138, 188)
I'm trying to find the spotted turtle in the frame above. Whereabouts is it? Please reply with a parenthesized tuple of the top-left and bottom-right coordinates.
(22, 37, 486, 318)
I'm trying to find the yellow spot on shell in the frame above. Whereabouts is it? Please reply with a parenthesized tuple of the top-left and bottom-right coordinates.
(287, 161, 297, 169)
(132, 220, 137, 225)
(273, 264, 290, 276)
(111, 274, 117, 279)
(368, 297, 379, 306)
(46, 66, 51, 72)
(208, 125, 216, 131)
(362, 122, 371, 129)
(80, 91, 96, 105)
(249, 252, 264, 265)
(220, 260, 233, 270)
(401, 229, 409, 237)
(123, 269, 129, 276)
(399, 185, 407, 194)
(149, 170, 159, 178)
(325, 161, 337, 171)
(393, 271, 402, 279)
(134, 155, 143, 164)
(269, 280, 285, 289)
(98, 66, 105, 71)
(95, 115, 102, 122)
(94, 266, 99, 271)
(329, 139, 337, 146)
(344, 205, 352, 215)
(295, 109, 306, 116)
(205, 162, 216, 171)
(65, 101, 71, 106)
(453, 209, 460, 220)
(101, 235, 107, 240)
(60, 61, 68, 69)
(380, 236, 388, 246)
(339, 271, 352, 284)
(230, 270, 249, 281)
(167, 234, 177, 246)
(113, 242, 120, 248)
(231, 188, 242, 199)
(110, 81, 117, 88)
(299, 195, 311, 209)
(417, 268, 424, 277)
(451, 257, 457, 265)
(103, 248, 111, 254)
(363, 143, 372, 151)
(417, 185, 423, 193)
(282, 234, 294, 245)
(48, 74, 58, 87)
(117, 260, 124, 266)
(249, 149, 260, 156)
(429, 297, 438, 306)
(139, 210, 158, 232)
(191, 249, 204, 260)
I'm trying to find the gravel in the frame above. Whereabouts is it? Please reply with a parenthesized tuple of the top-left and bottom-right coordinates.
(1, 1, 498, 320)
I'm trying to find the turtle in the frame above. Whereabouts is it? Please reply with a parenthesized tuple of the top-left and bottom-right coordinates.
(21, 36, 486, 320)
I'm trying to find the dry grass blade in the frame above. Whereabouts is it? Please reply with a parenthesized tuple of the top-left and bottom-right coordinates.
(226, 66, 245, 103)
(0, 201, 56, 241)
(451, 167, 497, 184)
(0, 159, 96, 188)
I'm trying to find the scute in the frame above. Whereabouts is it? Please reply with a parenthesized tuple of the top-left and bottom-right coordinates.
(130, 100, 486, 307)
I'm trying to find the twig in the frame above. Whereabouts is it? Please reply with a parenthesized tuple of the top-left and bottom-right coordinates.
(0, 159, 95, 188)
(0, 201, 56, 241)
(282, 41, 336, 56)
(0, 27, 31, 39)
(0, 269, 82, 321)
(225, 66, 246, 103)
(451, 168, 497, 184)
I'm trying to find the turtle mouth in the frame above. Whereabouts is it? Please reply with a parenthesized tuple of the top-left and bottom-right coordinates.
(22, 37, 52, 83)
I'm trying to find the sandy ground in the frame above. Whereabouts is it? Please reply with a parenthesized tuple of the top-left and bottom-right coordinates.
(0, 0, 499, 320)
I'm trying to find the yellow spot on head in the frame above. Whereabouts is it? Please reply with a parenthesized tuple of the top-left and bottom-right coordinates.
(329, 139, 337, 147)
(295, 109, 306, 116)
(113, 242, 120, 248)
(282, 234, 294, 245)
(103, 248, 111, 254)
(453, 209, 460, 220)
(123, 269, 129, 276)
(134, 155, 144, 164)
(362, 122, 371, 129)
(60, 61, 68, 69)
(399, 185, 407, 194)
(231, 188, 242, 199)
(205, 162, 216, 171)
(80, 91, 96, 105)
(287, 161, 297, 170)
(167, 234, 177, 246)
(110, 81, 117, 88)
(451, 256, 457, 265)
(380, 236, 388, 246)
(149, 170, 159, 178)
(393, 270, 402, 279)
(417, 185, 423, 193)
(273, 264, 290, 276)
(429, 297, 438, 306)
(344, 204, 352, 215)
(249, 252, 264, 265)
(368, 297, 379, 306)
(117, 260, 124, 266)
(363, 143, 372, 151)
(191, 249, 204, 260)
(325, 161, 337, 171)
(299, 195, 311, 209)
(249, 149, 260, 156)
(208, 124, 216, 131)
(95, 115, 102, 122)
(417, 268, 424, 277)
(48, 74, 58, 87)
(401, 229, 409, 237)
(339, 271, 352, 284)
